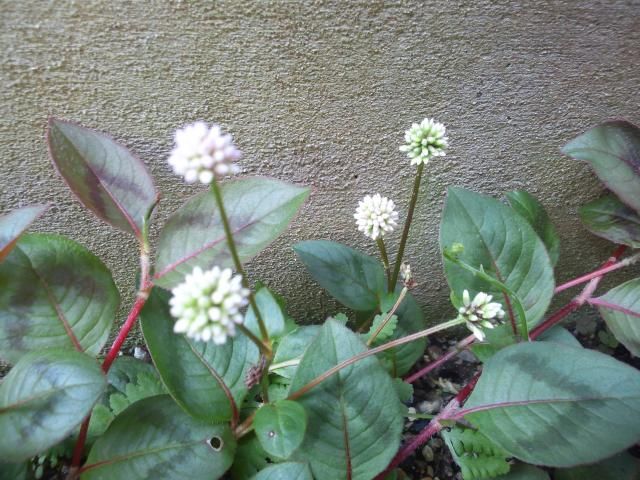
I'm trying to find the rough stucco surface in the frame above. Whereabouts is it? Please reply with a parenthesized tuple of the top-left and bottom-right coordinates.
(1, 1, 639, 350)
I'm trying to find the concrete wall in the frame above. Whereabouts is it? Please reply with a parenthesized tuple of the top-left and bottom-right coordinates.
(2, 1, 639, 344)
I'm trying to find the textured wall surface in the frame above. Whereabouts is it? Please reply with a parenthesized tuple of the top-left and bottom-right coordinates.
(1, 1, 639, 346)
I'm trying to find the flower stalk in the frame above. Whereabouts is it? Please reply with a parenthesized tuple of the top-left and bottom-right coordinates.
(210, 179, 272, 356)
(376, 237, 392, 291)
(391, 162, 424, 288)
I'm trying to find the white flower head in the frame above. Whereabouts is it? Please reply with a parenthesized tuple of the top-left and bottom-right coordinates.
(457, 289, 506, 341)
(400, 263, 412, 283)
(399, 118, 448, 166)
(354, 194, 399, 240)
(169, 266, 250, 344)
(168, 122, 242, 184)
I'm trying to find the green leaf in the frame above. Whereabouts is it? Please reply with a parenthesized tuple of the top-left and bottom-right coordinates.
(0, 204, 49, 262)
(245, 287, 287, 339)
(0, 462, 29, 480)
(505, 190, 560, 266)
(47, 118, 157, 238)
(251, 462, 313, 480)
(0, 349, 106, 462)
(554, 451, 640, 480)
(392, 378, 413, 403)
(563, 121, 640, 213)
(231, 435, 269, 480)
(494, 464, 550, 480)
(0, 234, 120, 363)
(463, 342, 640, 467)
(579, 194, 640, 247)
(154, 178, 309, 289)
(364, 312, 398, 345)
(384, 291, 428, 376)
(440, 187, 555, 331)
(106, 355, 162, 394)
(88, 356, 166, 440)
(537, 326, 582, 348)
(293, 240, 385, 311)
(82, 395, 235, 480)
(595, 278, 640, 356)
(442, 426, 510, 480)
(140, 288, 259, 422)
(271, 326, 320, 380)
(254, 400, 307, 460)
(289, 319, 405, 480)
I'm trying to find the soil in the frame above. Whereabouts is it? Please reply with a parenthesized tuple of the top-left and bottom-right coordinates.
(25, 320, 640, 480)
(398, 321, 640, 480)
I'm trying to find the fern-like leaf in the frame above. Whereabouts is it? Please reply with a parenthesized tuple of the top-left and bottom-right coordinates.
(443, 426, 511, 479)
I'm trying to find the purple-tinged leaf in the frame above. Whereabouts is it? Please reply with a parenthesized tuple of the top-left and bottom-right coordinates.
(0, 349, 106, 462)
(83, 395, 235, 480)
(0, 233, 120, 363)
(461, 342, 640, 467)
(580, 193, 640, 248)
(47, 118, 158, 238)
(594, 278, 640, 356)
(563, 121, 640, 214)
(0, 204, 49, 262)
(154, 177, 309, 289)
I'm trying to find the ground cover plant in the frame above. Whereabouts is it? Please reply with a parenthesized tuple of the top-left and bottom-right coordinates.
(0, 117, 639, 480)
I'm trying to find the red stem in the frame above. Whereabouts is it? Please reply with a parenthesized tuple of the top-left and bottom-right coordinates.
(375, 374, 480, 478)
(380, 246, 627, 477)
(404, 335, 475, 384)
(554, 245, 628, 293)
(529, 300, 581, 340)
(101, 288, 151, 372)
(69, 250, 152, 476)
(587, 297, 640, 318)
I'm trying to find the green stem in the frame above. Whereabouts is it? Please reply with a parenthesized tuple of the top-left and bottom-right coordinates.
(288, 317, 464, 401)
(210, 180, 271, 355)
(391, 163, 424, 287)
(376, 237, 392, 292)
(366, 287, 407, 346)
(237, 324, 272, 357)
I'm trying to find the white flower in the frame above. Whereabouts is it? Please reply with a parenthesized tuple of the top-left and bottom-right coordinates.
(457, 289, 505, 341)
(399, 118, 448, 165)
(400, 263, 412, 283)
(168, 122, 242, 184)
(169, 266, 250, 344)
(354, 194, 399, 240)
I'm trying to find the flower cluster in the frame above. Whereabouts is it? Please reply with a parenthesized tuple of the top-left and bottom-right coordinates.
(400, 118, 448, 165)
(170, 266, 249, 344)
(168, 122, 242, 184)
(354, 194, 399, 240)
(457, 289, 505, 341)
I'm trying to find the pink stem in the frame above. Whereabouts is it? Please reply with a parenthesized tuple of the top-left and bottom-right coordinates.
(375, 375, 480, 479)
(404, 335, 475, 384)
(588, 297, 640, 318)
(101, 287, 152, 372)
(554, 245, 628, 293)
(380, 245, 627, 477)
(69, 251, 152, 476)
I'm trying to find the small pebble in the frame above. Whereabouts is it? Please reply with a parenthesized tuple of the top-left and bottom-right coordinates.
(427, 345, 443, 359)
(422, 445, 434, 462)
(457, 349, 478, 363)
(418, 399, 441, 414)
(407, 406, 417, 421)
(429, 438, 443, 449)
(133, 346, 146, 360)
